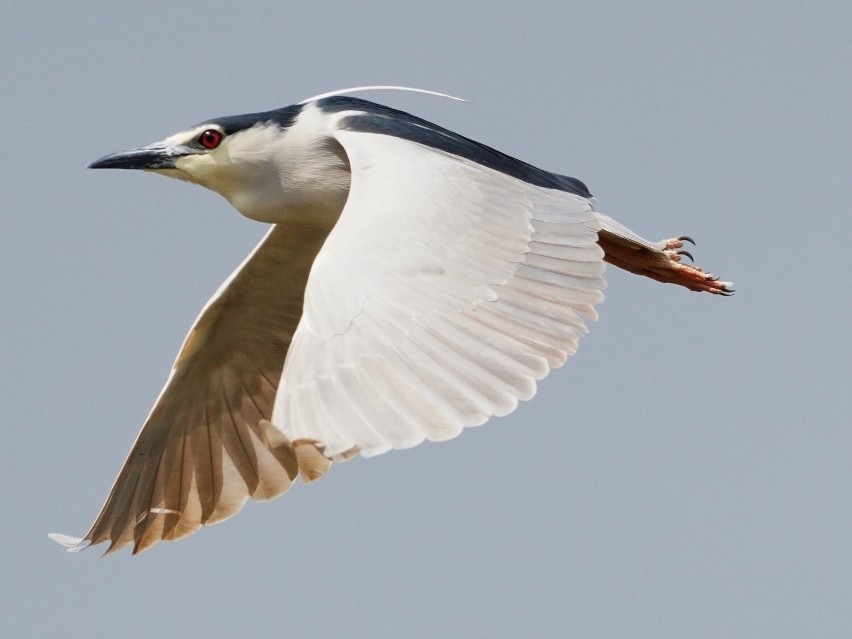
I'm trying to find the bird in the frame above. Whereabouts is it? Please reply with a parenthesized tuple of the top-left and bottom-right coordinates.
(50, 86, 732, 555)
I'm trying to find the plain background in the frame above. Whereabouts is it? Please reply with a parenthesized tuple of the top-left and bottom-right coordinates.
(3, 1, 851, 637)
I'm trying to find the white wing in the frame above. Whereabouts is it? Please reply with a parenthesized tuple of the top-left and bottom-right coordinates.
(272, 131, 607, 459)
(52, 222, 332, 554)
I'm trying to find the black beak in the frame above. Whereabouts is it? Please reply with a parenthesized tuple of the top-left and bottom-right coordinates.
(88, 144, 190, 170)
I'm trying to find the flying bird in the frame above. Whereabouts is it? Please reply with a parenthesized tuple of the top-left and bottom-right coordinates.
(50, 87, 732, 555)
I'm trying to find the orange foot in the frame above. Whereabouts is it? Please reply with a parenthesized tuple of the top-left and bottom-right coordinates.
(599, 234, 734, 295)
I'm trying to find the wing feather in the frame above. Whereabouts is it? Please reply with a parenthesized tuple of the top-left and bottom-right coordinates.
(54, 221, 331, 554)
(272, 131, 607, 458)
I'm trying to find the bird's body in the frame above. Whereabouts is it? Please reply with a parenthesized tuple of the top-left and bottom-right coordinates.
(51, 88, 731, 555)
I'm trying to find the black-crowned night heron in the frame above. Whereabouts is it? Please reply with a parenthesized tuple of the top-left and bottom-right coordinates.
(50, 87, 732, 555)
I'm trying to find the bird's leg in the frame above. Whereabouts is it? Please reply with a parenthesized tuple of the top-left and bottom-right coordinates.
(594, 213, 734, 295)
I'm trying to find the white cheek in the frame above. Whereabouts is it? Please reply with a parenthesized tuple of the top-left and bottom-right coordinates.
(173, 154, 221, 188)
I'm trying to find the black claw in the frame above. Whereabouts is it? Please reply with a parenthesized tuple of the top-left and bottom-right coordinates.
(677, 250, 694, 262)
(678, 235, 696, 246)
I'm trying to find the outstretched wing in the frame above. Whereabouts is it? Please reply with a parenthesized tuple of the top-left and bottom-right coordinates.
(51, 222, 331, 554)
(272, 129, 607, 459)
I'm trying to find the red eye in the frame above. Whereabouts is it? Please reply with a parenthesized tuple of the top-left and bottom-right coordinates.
(198, 129, 223, 149)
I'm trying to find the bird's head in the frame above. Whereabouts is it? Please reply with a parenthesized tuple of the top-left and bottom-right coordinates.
(89, 104, 351, 224)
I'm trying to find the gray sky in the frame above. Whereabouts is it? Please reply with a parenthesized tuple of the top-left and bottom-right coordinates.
(3, 1, 851, 637)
